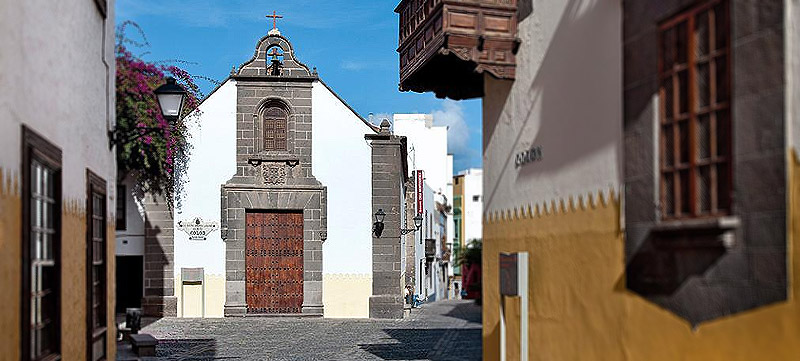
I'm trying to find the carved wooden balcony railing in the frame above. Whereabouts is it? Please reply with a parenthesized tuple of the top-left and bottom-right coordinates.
(396, 0, 519, 100)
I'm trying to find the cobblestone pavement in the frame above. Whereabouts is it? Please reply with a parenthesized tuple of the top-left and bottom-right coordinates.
(132, 299, 481, 361)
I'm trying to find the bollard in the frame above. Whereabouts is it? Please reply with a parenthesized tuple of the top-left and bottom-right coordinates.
(126, 307, 142, 334)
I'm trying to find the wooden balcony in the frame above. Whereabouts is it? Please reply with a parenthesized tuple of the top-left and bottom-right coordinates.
(396, 0, 519, 100)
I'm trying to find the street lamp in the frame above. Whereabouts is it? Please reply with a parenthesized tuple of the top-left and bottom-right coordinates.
(372, 209, 423, 238)
(373, 209, 387, 238)
(155, 77, 187, 120)
(401, 214, 424, 236)
(109, 77, 188, 148)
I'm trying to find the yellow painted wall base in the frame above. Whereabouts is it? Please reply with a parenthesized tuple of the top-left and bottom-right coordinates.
(176, 274, 225, 318)
(323, 273, 371, 318)
(483, 153, 800, 360)
(0, 168, 115, 359)
(0, 170, 21, 359)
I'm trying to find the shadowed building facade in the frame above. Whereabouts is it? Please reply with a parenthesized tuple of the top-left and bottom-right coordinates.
(395, 0, 800, 359)
(1, 0, 118, 359)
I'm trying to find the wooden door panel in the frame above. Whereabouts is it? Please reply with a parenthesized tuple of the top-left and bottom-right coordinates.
(245, 211, 304, 314)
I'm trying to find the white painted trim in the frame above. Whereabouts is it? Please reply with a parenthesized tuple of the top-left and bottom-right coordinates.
(519, 252, 529, 361)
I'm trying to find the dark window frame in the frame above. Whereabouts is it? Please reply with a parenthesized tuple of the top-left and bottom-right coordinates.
(115, 184, 126, 231)
(93, 0, 107, 18)
(658, 0, 732, 220)
(21, 125, 62, 361)
(86, 171, 107, 361)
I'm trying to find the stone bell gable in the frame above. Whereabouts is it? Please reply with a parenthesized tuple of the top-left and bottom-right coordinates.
(221, 31, 327, 317)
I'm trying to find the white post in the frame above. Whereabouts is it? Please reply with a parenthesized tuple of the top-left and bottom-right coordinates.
(519, 252, 529, 361)
(500, 295, 507, 361)
(499, 252, 529, 361)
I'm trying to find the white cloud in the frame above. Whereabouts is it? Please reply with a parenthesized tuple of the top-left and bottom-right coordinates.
(432, 100, 470, 155)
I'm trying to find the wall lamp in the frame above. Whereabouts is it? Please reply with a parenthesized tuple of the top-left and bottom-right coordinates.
(372, 208, 423, 238)
(109, 77, 187, 148)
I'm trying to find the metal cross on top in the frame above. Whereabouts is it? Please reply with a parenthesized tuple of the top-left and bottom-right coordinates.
(266, 11, 283, 30)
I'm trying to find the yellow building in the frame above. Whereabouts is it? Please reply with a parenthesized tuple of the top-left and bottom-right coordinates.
(0, 0, 118, 359)
(395, 0, 800, 359)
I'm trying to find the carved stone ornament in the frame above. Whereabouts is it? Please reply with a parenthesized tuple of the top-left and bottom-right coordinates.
(263, 162, 287, 185)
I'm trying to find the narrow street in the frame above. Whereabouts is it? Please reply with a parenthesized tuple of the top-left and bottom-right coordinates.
(127, 300, 481, 360)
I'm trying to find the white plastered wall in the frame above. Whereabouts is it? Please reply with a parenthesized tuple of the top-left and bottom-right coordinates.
(482, 0, 622, 215)
(788, 0, 800, 154)
(0, 0, 117, 204)
(312, 81, 374, 318)
(461, 168, 483, 244)
(394, 114, 450, 194)
(173, 79, 237, 318)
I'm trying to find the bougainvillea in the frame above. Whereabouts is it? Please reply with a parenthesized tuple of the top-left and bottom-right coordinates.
(115, 21, 203, 208)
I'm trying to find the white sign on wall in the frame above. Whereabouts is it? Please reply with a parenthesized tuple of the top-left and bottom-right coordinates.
(177, 217, 219, 241)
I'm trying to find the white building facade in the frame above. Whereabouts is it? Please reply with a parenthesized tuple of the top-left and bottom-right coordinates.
(393, 114, 453, 303)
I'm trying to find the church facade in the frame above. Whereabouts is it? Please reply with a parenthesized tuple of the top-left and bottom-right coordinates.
(156, 29, 393, 318)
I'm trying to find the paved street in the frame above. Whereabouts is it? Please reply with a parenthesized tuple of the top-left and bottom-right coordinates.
(129, 299, 481, 361)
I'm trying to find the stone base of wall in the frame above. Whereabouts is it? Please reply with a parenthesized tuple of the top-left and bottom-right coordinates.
(142, 296, 177, 317)
(301, 304, 324, 316)
(369, 295, 404, 319)
(223, 303, 247, 317)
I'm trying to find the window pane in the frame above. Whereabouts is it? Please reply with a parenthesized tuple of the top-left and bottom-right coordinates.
(663, 80, 674, 119)
(677, 70, 689, 114)
(678, 121, 689, 164)
(698, 165, 711, 213)
(44, 201, 54, 229)
(716, 110, 730, 157)
(676, 21, 688, 65)
(43, 233, 52, 261)
(717, 163, 731, 211)
(695, 12, 709, 57)
(696, 62, 710, 109)
(663, 125, 674, 166)
(714, 2, 728, 50)
(33, 197, 41, 229)
(662, 27, 675, 70)
(33, 162, 41, 195)
(715, 55, 729, 104)
(698, 114, 711, 160)
(664, 174, 675, 216)
(92, 335, 106, 361)
(679, 170, 691, 215)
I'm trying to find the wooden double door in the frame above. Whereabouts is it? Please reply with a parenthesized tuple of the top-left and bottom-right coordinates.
(245, 211, 304, 314)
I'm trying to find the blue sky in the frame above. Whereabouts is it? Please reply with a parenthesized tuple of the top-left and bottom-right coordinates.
(116, 0, 482, 173)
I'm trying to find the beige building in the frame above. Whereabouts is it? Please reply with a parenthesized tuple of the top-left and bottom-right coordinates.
(0, 0, 117, 359)
(396, 0, 800, 359)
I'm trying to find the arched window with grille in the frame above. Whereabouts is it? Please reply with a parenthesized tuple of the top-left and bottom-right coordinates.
(262, 104, 288, 151)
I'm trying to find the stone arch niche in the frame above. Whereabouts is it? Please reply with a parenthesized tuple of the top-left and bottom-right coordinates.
(255, 98, 292, 154)
(221, 31, 326, 317)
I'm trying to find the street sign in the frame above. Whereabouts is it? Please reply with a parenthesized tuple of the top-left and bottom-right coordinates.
(416, 170, 424, 214)
(177, 217, 219, 241)
(499, 253, 519, 296)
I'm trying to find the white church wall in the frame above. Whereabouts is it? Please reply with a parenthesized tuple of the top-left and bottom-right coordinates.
(393, 114, 449, 194)
(173, 79, 237, 318)
(312, 81, 374, 318)
(461, 168, 483, 244)
(116, 176, 145, 256)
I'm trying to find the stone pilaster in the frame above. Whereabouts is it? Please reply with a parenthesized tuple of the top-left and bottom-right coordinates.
(141, 193, 177, 317)
(367, 121, 409, 319)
